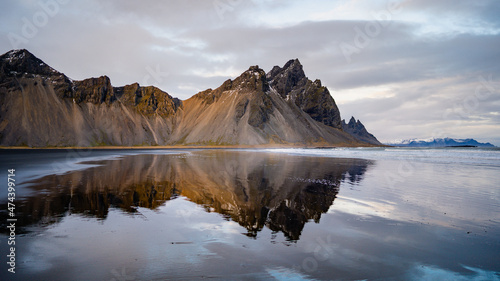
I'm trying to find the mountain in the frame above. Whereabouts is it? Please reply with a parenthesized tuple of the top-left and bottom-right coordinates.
(341, 117, 382, 145)
(0, 49, 378, 147)
(171, 61, 355, 145)
(386, 138, 495, 147)
(267, 59, 342, 129)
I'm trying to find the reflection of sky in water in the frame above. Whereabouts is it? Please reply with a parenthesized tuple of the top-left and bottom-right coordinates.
(408, 265, 500, 281)
(0, 148, 499, 280)
(334, 157, 500, 233)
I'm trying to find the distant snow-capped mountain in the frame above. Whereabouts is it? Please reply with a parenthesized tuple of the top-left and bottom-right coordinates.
(386, 138, 495, 147)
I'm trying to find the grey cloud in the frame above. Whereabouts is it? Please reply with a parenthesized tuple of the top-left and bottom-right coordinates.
(403, 0, 500, 29)
(328, 32, 500, 89)
(339, 75, 500, 143)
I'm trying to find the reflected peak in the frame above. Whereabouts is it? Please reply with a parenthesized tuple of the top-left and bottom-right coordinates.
(1, 151, 372, 240)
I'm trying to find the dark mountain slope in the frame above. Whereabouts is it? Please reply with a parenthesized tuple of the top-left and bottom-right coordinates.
(341, 117, 382, 145)
(267, 59, 342, 129)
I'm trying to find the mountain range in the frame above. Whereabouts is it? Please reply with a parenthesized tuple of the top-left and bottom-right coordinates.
(0, 49, 380, 147)
(386, 138, 495, 147)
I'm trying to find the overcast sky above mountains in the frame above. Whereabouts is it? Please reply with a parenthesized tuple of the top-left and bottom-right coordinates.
(1, 0, 499, 145)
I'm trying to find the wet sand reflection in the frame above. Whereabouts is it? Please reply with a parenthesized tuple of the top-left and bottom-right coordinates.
(0, 150, 371, 240)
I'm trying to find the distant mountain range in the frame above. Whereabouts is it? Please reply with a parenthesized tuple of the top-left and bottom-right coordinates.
(0, 49, 380, 147)
(386, 138, 495, 147)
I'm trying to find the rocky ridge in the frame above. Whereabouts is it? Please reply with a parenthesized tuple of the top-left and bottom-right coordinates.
(341, 117, 382, 145)
(0, 49, 379, 147)
(267, 59, 342, 129)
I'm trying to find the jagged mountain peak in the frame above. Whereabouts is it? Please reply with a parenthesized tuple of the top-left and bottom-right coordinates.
(189, 65, 269, 105)
(345, 116, 366, 129)
(343, 116, 366, 128)
(265, 59, 342, 129)
(283, 58, 302, 69)
(313, 79, 322, 87)
(342, 117, 381, 145)
(267, 58, 306, 90)
(267, 59, 306, 99)
(0, 49, 61, 78)
(231, 65, 269, 92)
(3, 49, 31, 60)
(243, 65, 267, 80)
(247, 65, 262, 72)
(3, 49, 27, 58)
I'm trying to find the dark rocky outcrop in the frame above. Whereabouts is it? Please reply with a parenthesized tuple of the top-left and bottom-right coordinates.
(267, 59, 342, 129)
(341, 117, 382, 145)
(0, 49, 73, 98)
(114, 83, 182, 117)
(0, 49, 60, 78)
(73, 76, 115, 104)
(266, 59, 306, 99)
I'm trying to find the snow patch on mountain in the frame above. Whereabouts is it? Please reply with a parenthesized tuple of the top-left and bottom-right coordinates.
(386, 138, 495, 147)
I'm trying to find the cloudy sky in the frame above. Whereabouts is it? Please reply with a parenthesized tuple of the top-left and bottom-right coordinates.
(1, 0, 499, 145)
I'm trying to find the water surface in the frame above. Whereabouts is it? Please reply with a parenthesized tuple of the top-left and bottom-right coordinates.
(0, 148, 499, 280)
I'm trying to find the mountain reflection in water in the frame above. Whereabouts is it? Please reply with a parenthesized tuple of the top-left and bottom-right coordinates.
(1, 150, 371, 240)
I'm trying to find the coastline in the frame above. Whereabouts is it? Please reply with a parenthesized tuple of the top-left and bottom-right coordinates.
(0, 143, 385, 150)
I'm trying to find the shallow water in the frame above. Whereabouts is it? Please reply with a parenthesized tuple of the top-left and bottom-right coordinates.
(0, 148, 499, 280)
